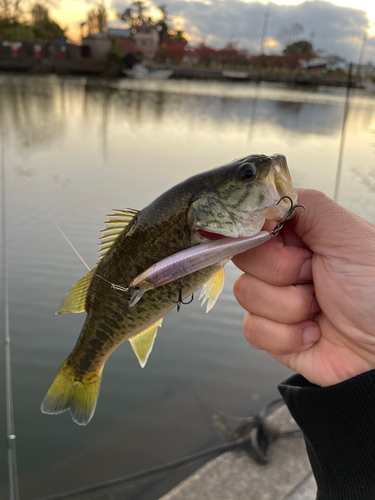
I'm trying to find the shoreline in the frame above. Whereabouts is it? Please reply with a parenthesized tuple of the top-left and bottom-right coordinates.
(0, 58, 362, 88)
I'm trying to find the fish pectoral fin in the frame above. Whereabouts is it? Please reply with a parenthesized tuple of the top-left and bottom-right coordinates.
(199, 267, 225, 313)
(57, 268, 96, 315)
(129, 319, 163, 368)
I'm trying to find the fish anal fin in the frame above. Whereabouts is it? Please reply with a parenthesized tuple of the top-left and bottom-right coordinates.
(98, 208, 139, 260)
(57, 269, 96, 315)
(41, 360, 103, 426)
(129, 319, 163, 368)
(199, 267, 225, 313)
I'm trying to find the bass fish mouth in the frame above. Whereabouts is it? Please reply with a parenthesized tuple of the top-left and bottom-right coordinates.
(196, 229, 227, 240)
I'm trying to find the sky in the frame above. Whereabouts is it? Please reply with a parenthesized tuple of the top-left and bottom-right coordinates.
(50, 0, 375, 63)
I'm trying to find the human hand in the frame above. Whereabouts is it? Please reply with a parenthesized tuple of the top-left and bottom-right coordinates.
(232, 189, 375, 387)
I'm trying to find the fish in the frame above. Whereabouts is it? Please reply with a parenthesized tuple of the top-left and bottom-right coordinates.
(41, 153, 297, 425)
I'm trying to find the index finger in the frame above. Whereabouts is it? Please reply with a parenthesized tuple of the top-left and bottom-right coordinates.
(231, 234, 313, 286)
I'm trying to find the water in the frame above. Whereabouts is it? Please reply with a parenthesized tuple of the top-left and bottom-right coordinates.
(1, 74, 375, 500)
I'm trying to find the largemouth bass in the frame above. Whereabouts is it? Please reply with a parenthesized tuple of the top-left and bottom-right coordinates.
(41, 153, 297, 425)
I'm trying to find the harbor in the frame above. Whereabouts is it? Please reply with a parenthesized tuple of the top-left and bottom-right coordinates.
(0, 56, 365, 87)
(1, 73, 375, 499)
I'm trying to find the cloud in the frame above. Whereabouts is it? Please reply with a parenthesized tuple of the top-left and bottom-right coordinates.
(111, 0, 374, 62)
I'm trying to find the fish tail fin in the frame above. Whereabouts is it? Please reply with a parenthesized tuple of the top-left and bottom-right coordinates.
(41, 360, 103, 426)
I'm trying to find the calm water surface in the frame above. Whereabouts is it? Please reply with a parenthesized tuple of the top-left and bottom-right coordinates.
(1, 74, 375, 499)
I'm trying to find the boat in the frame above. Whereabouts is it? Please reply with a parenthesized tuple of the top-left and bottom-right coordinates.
(122, 64, 174, 80)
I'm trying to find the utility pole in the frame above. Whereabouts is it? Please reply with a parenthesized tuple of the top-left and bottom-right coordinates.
(259, 8, 269, 55)
(357, 33, 367, 75)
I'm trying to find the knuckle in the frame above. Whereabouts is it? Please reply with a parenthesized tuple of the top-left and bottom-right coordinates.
(233, 274, 254, 307)
(270, 253, 292, 285)
(233, 274, 246, 299)
(243, 314, 268, 351)
(242, 313, 260, 348)
(286, 286, 314, 323)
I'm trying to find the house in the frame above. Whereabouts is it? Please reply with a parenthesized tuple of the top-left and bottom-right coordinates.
(107, 27, 138, 56)
(81, 23, 158, 61)
(299, 57, 328, 75)
(131, 24, 159, 59)
(82, 32, 111, 60)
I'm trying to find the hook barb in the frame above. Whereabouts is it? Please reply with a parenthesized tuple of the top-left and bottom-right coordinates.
(271, 197, 306, 237)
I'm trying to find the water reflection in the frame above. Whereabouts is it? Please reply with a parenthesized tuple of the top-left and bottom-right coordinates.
(3, 78, 347, 144)
(3, 76, 373, 162)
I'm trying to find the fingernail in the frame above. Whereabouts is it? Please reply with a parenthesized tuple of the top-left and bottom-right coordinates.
(303, 325, 320, 344)
(299, 259, 312, 281)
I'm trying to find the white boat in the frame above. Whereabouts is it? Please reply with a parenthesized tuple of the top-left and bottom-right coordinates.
(123, 64, 173, 80)
(361, 79, 375, 92)
(222, 70, 249, 80)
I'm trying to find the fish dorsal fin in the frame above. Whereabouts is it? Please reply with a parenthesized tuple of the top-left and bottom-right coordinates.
(57, 269, 96, 315)
(129, 319, 163, 368)
(98, 209, 139, 260)
(199, 267, 225, 313)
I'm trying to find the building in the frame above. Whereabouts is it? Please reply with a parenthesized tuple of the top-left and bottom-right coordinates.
(132, 24, 159, 59)
(82, 32, 111, 60)
(81, 23, 159, 61)
(299, 57, 328, 75)
(107, 28, 138, 56)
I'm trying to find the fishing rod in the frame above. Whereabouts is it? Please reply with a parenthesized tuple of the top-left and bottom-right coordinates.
(1, 128, 20, 500)
(333, 62, 353, 202)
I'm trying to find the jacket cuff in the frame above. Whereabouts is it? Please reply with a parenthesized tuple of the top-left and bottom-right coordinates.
(278, 370, 375, 499)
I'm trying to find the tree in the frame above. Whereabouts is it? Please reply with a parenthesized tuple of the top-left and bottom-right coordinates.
(156, 4, 169, 45)
(31, 3, 48, 23)
(117, 1, 146, 26)
(32, 9, 65, 41)
(0, 1, 64, 41)
(0, 0, 21, 21)
(86, 1, 107, 34)
(283, 40, 313, 56)
(279, 23, 303, 48)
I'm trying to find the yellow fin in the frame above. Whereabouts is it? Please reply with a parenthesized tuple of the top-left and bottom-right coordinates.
(41, 360, 103, 426)
(57, 269, 95, 315)
(199, 267, 225, 313)
(129, 319, 163, 368)
(98, 208, 139, 260)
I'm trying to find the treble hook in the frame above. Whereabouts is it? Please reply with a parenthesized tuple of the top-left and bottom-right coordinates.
(271, 196, 306, 237)
(169, 278, 194, 312)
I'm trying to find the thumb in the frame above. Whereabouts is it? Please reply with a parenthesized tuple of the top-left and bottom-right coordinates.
(293, 189, 375, 259)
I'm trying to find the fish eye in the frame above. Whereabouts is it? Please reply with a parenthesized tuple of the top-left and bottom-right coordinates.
(239, 163, 259, 182)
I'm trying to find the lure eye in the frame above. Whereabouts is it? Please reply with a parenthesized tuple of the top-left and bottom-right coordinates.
(239, 163, 258, 182)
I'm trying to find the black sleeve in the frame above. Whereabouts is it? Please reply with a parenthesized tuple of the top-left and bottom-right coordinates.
(278, 370, 375, 500)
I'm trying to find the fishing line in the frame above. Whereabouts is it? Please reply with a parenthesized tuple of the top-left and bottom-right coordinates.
(50, 217, 92, 272)
(1, 128, 20, 500)
(50, 216, 130, 294)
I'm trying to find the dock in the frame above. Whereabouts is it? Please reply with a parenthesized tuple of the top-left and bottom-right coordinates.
(161, 404, 317, 500)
